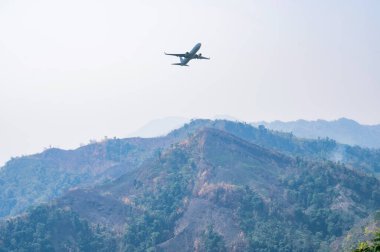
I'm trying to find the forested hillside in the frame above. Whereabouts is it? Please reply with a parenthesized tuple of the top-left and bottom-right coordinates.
(1, 126, 379, 251)
(2, 119, 380, 219)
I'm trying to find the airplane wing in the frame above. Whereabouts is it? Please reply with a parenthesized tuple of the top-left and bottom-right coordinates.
(195, 53, 210, 60)
(198, 56, 210, 60)
(165, 52, 186, 57)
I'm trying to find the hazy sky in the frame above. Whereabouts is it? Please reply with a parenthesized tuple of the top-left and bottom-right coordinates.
(1, 0, 380, 165)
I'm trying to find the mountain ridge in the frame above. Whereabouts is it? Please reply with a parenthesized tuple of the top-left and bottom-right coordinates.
(2, 119, 380, 220)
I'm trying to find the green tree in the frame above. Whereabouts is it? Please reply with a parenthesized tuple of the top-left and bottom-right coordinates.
(200, 225, 227, 252)
(353, 230, 380, 252)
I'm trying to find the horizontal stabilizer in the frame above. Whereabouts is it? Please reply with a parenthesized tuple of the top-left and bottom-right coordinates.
(172, 63, 189, 66)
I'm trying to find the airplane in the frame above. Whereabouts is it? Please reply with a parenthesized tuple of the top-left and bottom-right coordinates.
(165, 43, 210, 66)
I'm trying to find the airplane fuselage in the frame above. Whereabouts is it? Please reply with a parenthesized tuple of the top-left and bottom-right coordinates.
(180, 43, 201, 65)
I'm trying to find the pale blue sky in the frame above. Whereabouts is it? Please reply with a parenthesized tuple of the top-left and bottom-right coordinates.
(1, 0, 379, 165)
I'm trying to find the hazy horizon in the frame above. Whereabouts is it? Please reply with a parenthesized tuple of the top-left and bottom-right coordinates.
(1, 115, 379, 167)
(1, 0, 379, 166)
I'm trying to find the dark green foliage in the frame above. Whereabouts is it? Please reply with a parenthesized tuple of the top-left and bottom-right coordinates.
(238, 186, 266, 231)
(235, 159, 380, 251)
(282, 160, 380, 240)
(236, 186, 305, 252)
(124, 148, 196, 251)
(199, 225, 227, 252)
(352, 230, 380, 252)
(0, 205, 116, 252)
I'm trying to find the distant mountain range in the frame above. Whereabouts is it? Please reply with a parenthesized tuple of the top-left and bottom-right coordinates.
(1, 119, 379, 251)
(127, 115, 240, 138)
(128, 117, 189, 138)
(253, 118, 380, 149)
(129, 117, 380, 149)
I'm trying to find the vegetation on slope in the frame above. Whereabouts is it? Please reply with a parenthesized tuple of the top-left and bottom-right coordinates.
(124, 148, 197, 251)
(2, 119, 380, 220)
(1, 125, 380, 251)
(0, 205, 117, 252)
(198, 225, 227, 252)
(353, 230, 380, 252)
(0, 138, 160, 218)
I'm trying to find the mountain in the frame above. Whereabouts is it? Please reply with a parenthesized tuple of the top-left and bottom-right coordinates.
(169, 120, 380, 176)
(128, 117, 190, 138)
(1, 119, 380, 220)
(253, 118, 380, 149)
(1, 126, 380, 251)
(0, 137, 174, 218)
(127, 115, 239, 138)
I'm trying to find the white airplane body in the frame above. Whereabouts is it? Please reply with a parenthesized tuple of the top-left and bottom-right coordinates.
(165, 43, 210, 66)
